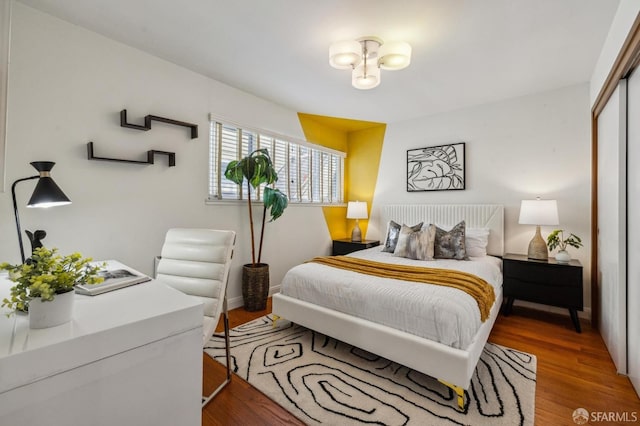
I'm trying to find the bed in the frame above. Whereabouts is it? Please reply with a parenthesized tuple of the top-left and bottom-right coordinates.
(272, 204, 504, 409)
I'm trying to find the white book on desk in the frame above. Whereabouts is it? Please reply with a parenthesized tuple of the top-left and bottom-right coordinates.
(75, 265, 151, 296)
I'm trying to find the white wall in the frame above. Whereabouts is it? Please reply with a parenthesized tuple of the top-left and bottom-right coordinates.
(0, 4, 331, 308)
(591, 0, 640, 106)
(371, 84, 593, 314)
(2, 4, 595, 317)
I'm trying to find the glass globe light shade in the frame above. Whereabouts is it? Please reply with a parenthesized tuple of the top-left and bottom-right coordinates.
(351, 64, 380, 90)
(378, 41, 412, 70)
(329, 40, 362, 69)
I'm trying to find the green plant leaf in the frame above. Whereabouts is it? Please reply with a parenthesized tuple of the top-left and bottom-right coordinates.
(224, 160, 244, 185)
(546, 229, 582, 252)
(225, 149, 280, 190)
(263, 187, 288, 221)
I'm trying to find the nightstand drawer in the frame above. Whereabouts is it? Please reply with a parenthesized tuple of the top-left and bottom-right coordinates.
(504, 262, 581, 287)
(504, 278, 582, 309)
(332, 239, 380, 256)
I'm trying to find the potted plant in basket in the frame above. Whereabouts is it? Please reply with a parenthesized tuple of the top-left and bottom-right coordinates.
(546, 229, 583, 263)
(1, 247, 104, 328)
(224, 148, 288, 311)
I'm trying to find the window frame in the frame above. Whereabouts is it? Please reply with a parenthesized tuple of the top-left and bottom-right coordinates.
(208, 115, 345, 206)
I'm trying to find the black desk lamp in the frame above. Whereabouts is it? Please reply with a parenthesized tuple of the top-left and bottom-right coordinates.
(11, 161, 71, 263)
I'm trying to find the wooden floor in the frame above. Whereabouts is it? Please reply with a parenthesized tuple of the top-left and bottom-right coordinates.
(202, 299, 640, 426)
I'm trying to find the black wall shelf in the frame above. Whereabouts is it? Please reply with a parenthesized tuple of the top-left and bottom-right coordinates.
(120, 109, 198, 139)
(87, 142, 176, 167)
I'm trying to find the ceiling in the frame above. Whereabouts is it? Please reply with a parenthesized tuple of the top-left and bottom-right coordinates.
(17, 0, 620, 124)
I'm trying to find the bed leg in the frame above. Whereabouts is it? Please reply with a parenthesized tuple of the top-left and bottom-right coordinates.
(272, 314, 280, 328)
(438, 379, 465, 411)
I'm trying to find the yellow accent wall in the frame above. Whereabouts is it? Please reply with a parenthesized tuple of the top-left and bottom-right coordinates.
(297, 113, 386, 240)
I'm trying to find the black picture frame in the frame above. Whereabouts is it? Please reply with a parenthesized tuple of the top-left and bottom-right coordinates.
(407, 142, 465, 192)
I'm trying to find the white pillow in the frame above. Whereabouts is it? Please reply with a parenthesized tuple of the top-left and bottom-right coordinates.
(465, 228, 490, 257)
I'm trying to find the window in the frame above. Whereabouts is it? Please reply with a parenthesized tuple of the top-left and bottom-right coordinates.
(209, 116, 345, 204)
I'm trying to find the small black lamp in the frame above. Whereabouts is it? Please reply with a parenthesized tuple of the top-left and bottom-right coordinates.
(11, 161, 71, 263)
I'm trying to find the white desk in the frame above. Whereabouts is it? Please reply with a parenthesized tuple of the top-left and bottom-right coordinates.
(0, 261, 203, 426)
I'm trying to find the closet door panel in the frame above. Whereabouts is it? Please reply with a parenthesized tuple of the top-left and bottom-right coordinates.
(627, 70, 640, 396)
(597, 81, 627, 374)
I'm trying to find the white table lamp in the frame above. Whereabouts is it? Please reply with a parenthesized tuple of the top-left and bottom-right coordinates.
(518, 198, 559, 260)
(347, 201, 368, 242)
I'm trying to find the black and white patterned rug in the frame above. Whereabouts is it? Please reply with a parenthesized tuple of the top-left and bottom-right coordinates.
(205, 315, 536, 425)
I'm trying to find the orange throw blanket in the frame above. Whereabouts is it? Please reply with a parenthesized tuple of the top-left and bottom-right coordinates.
(308, 256, 495, 322)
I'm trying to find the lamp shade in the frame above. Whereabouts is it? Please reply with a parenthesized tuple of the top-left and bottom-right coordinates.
(329, 40, 362, 69)
(518, 199, 558, 226)
(346, 201, 368, 219)
(352, 64, 380, 90)
(26, 161, 72, 208)
(378, 41, 412, 70)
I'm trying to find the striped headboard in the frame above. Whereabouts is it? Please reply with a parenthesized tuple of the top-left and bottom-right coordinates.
(381, 204, 504, 256)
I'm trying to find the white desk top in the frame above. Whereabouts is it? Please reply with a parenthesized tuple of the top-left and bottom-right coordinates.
(0, 261, 203, 394)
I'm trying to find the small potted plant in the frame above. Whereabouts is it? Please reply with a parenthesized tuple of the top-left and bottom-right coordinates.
(1, 247, 104, 328)
(546, 229, 583, 263)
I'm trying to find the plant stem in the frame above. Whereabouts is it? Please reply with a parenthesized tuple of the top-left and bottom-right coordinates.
(246, 180, 256, 266)
(257, 203, 267, 264)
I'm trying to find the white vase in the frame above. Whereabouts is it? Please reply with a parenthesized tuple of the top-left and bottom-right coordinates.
(555, 250, 571, 264)
(28, 289, 75, 329)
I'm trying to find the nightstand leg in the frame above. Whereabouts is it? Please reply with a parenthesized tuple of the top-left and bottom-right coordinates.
(569, 309, 581, 333)
(502, 297, 515, 316)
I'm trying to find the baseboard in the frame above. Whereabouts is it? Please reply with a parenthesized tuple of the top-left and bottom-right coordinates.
(512, 300, 592, 320)
(227, 284, 281, 311)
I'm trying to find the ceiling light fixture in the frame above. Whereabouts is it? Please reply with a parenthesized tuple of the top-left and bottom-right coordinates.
(329, 36, 411, 90)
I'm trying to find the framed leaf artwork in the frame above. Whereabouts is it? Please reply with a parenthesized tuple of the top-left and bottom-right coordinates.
(407, 142, 465, 192)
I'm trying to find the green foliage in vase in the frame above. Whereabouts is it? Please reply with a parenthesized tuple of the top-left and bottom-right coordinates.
(546, 229, 583, 252)
(224, 148, 288, 266)
(1, 247, 104, 312)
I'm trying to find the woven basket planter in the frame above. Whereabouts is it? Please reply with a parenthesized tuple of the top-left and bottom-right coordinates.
(242, 263, 270, 311)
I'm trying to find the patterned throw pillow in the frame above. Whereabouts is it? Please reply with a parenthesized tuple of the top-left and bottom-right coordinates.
(403, 224, 436, 261)
(393, 224, 418, 258)
(393, 224, 435, 260)
(382, 220, 423, 253)
(434, 221, 468, 260)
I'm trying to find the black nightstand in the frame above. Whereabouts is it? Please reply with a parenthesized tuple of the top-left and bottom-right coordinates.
(332, 239, 380, 256)
(502, 253, 583, 332)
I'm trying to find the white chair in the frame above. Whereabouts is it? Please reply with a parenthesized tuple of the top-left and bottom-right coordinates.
(154, 228, 236, 407)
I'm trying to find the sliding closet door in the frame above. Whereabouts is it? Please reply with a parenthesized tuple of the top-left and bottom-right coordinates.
(627, 69, 640, 396)
(597, 80, 627, 374)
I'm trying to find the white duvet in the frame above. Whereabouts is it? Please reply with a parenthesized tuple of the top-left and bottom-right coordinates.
(279, 247, 503, 349)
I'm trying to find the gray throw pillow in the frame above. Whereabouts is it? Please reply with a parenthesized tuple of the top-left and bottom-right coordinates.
(382, 220, 423, 253)
(403, 224, 436, 261)
(434, 221, 468, 260)
(393, 224, 418, 258)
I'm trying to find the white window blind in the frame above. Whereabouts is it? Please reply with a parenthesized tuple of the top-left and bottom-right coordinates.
(209, 117, 345, 204)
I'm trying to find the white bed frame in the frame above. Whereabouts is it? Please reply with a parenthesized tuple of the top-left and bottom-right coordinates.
(272, 204, 504, 409)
